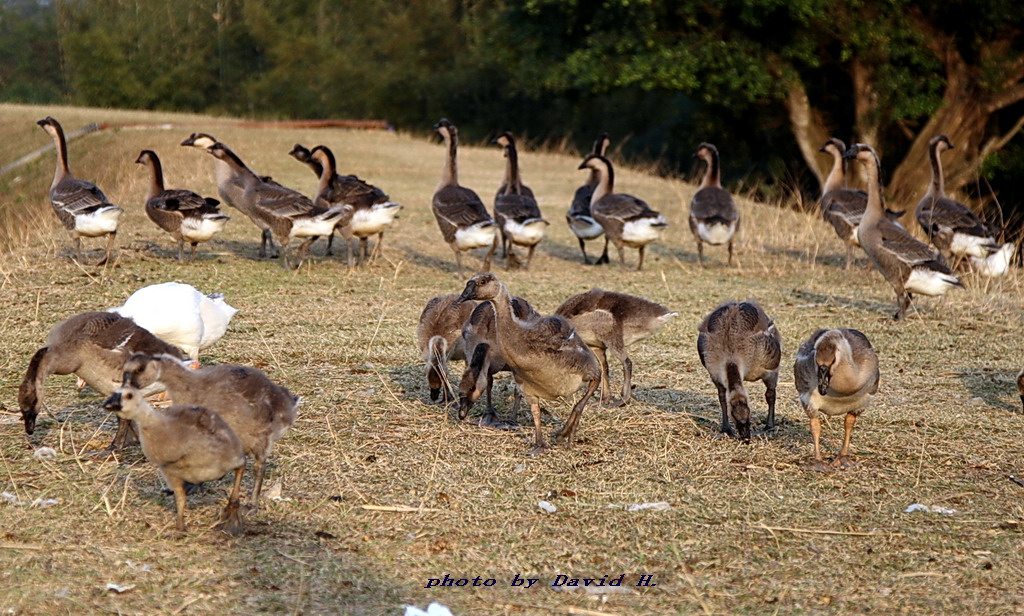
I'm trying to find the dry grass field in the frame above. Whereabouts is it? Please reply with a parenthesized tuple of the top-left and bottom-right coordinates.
(1, 103, 1023, 615)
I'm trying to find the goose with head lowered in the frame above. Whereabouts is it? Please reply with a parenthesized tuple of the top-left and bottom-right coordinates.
(689, 143, 738, 267)
(36, 116, 123, 265)
(492, 132, 548, 269)
(567, 133, 610, 264)
(417, 294, 479, 405)
(845, 143, 962, 320)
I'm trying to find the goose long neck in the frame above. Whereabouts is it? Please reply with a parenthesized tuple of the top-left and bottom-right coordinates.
(503, 145, 522, 195)
(489, 283, 518, 346)
(822, 150, 846, 195)
(589, 161, 614, 205)
(316, 152, 337, 195)
(146, 157, 165, 198)
(928, 142, 945, 197)
(439, 131, 459, 191)
(700, 152, 721, 189)
(861, 154, 885, 225)
(49, 125, 71, 188)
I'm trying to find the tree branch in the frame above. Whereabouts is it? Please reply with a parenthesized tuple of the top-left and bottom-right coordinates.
(980, 113, 1024, 161)
(985, 81, 1024, 113)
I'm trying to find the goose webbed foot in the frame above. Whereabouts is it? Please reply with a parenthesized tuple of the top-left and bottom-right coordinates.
(215, 499, 244, 537)
(601, 396, 626, 408)
(161, 482, 201, 497)
(830, 454, 857, 470)
(477, 411, 516, 431)
(527, 443, 550, 456)
(803, 458, 832, 472)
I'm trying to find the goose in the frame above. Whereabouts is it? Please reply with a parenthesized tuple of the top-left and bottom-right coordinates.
(432, 119, 498, 271)
(567, 133, 610, 264)
(794, 328, 879, 470)
(697, 300, 781, 440)
(36, 117, 123, 265)
(492, 132, 548, 269)
(1017, 367, 1024, 412)
(206, 142, 350, 269)
(555, 289, 676, 406)
(101, 385, 246, 535)
(112, 282, 238, 364)
(970, 242, 1016, 277)
(17, 311, 186, 448)
(309, 145, 402, 264)
(845, 144, 962, 320)
(121, 353, 299, 508)
(689, 143, 739, 266)
(916, 135, 1000, 261)
(417, 294, 479, 405)
(577, 154, 667, 271)
(135, 149, 229, 262)
(457, 273, 600, 454)
(181, 133, 278, 258)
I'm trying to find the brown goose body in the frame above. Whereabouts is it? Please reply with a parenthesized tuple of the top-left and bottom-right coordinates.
(492, 132, 547, 269)
(417, 294, 479, 404)
(567, 133, 610, 264)
(689, 143, 739, 267)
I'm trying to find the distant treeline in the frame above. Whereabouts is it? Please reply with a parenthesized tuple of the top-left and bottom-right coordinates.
(2, 0, 1022, 229)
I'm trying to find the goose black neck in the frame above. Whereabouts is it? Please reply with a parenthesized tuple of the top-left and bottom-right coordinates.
(929, 140, 945, 196)
(503, 143, 522, 194)
(148, 153, 165, 193)
(702, 150, 720, 188)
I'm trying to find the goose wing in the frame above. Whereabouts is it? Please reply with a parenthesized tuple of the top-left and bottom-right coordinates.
(876, 219, 944, 265)
(323, 174, 390, 208)
(690, 186, 737, 221)
(253, 183, 316, 219)
(51, 178, 112, 214)
(917, 196, 991, 236)
(152, 189, 216, 213)
(569, 184, 596, 217)
(433, 185, 492, 227)
(793, 329, 827, 396)
(821, 189, 867, 220)
(495, 193, 542, 222)
(593, 194, 657, 221)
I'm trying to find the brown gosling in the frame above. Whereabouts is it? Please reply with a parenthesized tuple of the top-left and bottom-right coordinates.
(417, 294, 478, 405)
(794, 329, 880, 470)
(457, 273, 600, 454)
(697, 300, 781, 440)
(491, 132, 548, 269)
(555, 289, 676, 406)
(567, 132, 611, 264)
(102, 385, 246, 535)
(689, 143, 739, 267)
(120, 354, 299, 509)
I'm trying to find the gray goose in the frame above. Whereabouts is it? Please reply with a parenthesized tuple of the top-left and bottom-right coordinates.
(457, 273, 600, 454)
(555, 289, 676, 406)
(689, 143, 739, 266)
(135, 150, 229, 262)
(492, 132, 548, 269)
(577, 154, 667, 271)
(794, 328, 880, 470)
(417, 294, 479, 405)
(567, 133, 610, 264)
(845, 144, 962, 320)
(697, 300, 781, 440)
(432, 119, 498, 271)
(36, 117, 123, 265)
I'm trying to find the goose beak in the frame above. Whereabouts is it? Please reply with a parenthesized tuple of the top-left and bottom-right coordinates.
(180, 134, 196, 147)
(842, 147, 857, 160)
(102, 392, 123, 413)
(36, 118, 49, 127)
(457, 281, 477, 303)
(816, 365, 831, 395)
(818, 144, 828, 153)
(577, 160, 589, 170)
(22, 411, 37, 435)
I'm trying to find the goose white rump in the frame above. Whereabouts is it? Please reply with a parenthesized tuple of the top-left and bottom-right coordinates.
(454, 221, 498, 250)
(291, 208, 349, 238)
(568, 215, 604, 240)
(696, 220, 735, 245)
(181, 214, 230, 243)
(74, 206, 124, 237)
(622, 216, 667, 246)
(351, 202, 402, 237)
(970, 243, 1016, 277)
(905, 267, 961, 296)
(504, 218, 549, 246)
(950, 232, 997, 259)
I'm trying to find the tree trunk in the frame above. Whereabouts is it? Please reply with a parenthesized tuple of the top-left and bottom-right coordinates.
(850, 58, 880, 187)
(782, 75, 831, 198)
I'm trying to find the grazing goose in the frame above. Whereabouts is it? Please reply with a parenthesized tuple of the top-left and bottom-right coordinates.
(567, 133, 610, 264)
(121, 354, 299, 508)
(206, 142, 350, 269)
(432, 119, 498, 270)
(916, 135, 999, 261)
(578, 154, 667, 271)
(555, 289, 676, 406)
(309, 145, 402, 264)
(112, 282, 238, 364)
(492, 132, 548, 269)
(17, 312, 185, 448)
(794, 328, 880, 470)
(457, 273, 600, 454)
(135, 150, 229, 262)
(101, 385, 246, 535)
(689, 143, 739, 266)
(36, 117, 123, 265)
(417, 294, 478, 405)
(697, 300, 781, 440)
(845, 144, 962, 320)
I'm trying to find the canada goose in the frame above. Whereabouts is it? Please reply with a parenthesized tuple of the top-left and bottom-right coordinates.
(577, 154, 667, 271)
(1017, 367, 1024, 412)
(845, 144, 962, 320)
(206, 142, 350, 269)
(916, 135, 999, 261)
(121, 353, 299, 507)
(135, 150, 229, 262)
(689, 143, 739, 267)
(101, 385, 246, 535)
(457, 273, 600, 454)
(432, 119, 498, 271)
(491, 132, 548, 269)
(697, 300, 781, 440)
(417, 294, 478, 404)
(309, 145, 402, 264)
(112, 282, 238, 364)
(794, 328, 879, 469)
(567, 133, 610, 264)
(555, 289, 676, 406)
(36, 117, 123, 265)
(17, 311, 185, 448)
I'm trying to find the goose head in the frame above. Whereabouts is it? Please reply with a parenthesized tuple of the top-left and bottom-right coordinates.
(310, 145, 336, 170)
(289, 144, 312, 162)
(819, 138, 847, 156)
(813, 331, 849, 395)
(457, 273, 502, 303)
(120, 353, 168, 390)
(578, 154, 610, 173)
(434, 118, 457, 142)
(693, 142, 718, 162)
(842, 143, 878, 165)
(101, 386, 144, 420)
(593, 132, 610, 156)
(492, 131, 515, 151)
(929, 134, 953, 153)
(181, 132, 217, 148)
(36, 116, 63, 138)
(135, 149, 158, 167)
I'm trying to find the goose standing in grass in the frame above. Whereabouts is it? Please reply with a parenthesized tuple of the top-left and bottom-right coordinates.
(577, 154, 666, 271)
(567, 133, 610, 264)
(697, 300, 781, 440)
(417, 294, 478, 405)
(121, 354, 299, 508)
(555, 289, 676, 406)
(794, 328, 879, 470)
(17, 312, 185, 448)
(457, 273, 600, 454)
(689, 143, 739, 266)
(432, 119, 498, 271)
(845, 144, 962, 320)
(36, 117, 123, 265)
(492, 132, 548, 269)
(135, 150, 229, 262)
(102, 385, 246, 536)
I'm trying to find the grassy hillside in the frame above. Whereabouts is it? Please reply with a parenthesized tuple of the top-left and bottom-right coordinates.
(1, 103, 1023, 615)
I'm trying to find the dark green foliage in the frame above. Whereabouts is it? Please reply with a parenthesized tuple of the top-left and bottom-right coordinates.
(0, 0, 64, 103)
